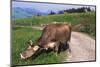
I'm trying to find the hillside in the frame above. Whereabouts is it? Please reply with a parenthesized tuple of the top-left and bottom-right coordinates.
(12, 12, 96, 37)
(12, 7, 48, 19)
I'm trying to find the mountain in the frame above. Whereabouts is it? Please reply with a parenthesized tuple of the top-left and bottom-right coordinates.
(12, 7, 48, 19)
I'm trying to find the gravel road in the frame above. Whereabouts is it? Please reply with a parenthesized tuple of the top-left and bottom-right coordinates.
(64, 31, 95, 62)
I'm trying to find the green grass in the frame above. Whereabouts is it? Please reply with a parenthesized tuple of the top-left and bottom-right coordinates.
(13, 12, 96, 37)
(12, 27, 68, 65)
(13, 12, 95, 25)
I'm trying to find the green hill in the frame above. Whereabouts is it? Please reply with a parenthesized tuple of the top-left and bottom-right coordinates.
(13, 12, 96, 37)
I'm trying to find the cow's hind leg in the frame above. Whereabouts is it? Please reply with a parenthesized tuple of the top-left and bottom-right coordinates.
(67, 41, 71, 53)
(67, 41, 72, 58)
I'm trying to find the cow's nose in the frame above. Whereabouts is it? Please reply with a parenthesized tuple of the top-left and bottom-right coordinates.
(20, 53, 25, 59)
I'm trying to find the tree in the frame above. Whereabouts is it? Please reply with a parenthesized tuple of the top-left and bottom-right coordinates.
(64, 7, 87, 13)
(58, 10, 64, 14)
(49, 11, 56, 15)
(37, 12, 41, 16)
(87, 7, 91, 12)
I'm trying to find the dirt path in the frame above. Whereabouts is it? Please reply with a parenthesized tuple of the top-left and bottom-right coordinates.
(14, 25, 96, 62)
(64, 32, 95, 62)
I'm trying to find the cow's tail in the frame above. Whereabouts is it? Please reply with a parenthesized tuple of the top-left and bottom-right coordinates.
(68, 23, 72, 30)
(65, 23, 72, 42)
(68, 23, 72, 42)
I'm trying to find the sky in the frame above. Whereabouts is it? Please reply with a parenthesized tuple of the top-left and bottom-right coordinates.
(12, 1, 95, 13)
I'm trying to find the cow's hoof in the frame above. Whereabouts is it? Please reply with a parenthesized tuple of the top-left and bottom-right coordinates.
(67, 52, 72, 58)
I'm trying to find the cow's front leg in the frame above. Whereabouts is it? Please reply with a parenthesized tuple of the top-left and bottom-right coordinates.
(54, 42, 60, 56)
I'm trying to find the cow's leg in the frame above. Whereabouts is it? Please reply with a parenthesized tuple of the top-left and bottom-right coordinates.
(67, 41, 71, 52)
(67, 41, 71, 53)
(54, 41, 60, 56)
(54, 45, 58, 56)
(67, 41, 72, 58)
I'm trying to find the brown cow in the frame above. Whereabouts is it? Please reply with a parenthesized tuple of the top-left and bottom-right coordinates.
(20, 23, 72, 59)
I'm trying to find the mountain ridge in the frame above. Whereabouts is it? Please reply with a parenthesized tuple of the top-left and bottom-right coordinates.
(12, 7, 48, 19)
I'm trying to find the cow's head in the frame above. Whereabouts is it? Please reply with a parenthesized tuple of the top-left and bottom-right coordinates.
(20, 40, 40, 59)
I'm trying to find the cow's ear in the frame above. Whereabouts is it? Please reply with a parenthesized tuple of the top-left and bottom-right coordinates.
(27, 45, 32, 49)
(27, 40, 33, 45)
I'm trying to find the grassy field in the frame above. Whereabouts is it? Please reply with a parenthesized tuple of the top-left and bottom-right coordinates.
(13, 12, 96, 36)
(12, 12, 96, 65)
(12, 27, 68, 65)
(13, 12, 95, 25)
